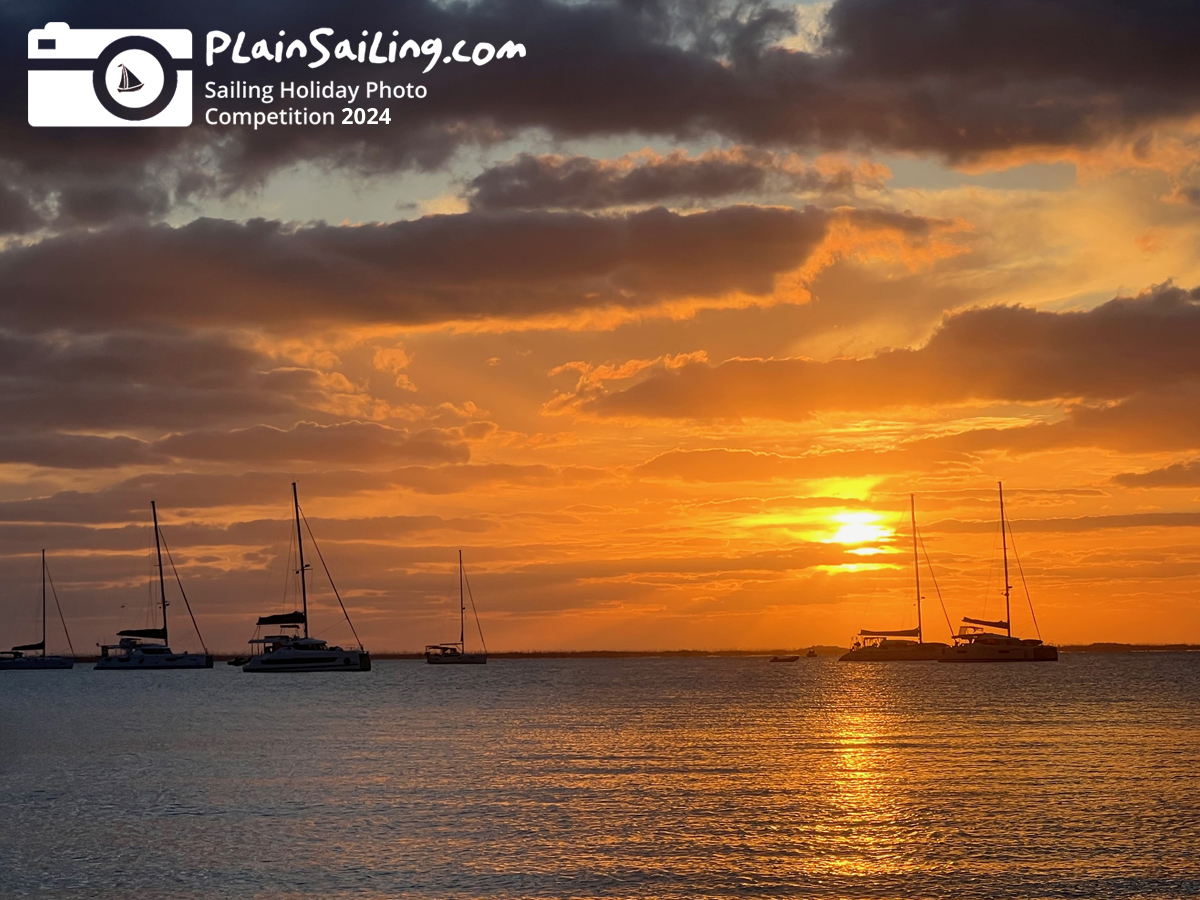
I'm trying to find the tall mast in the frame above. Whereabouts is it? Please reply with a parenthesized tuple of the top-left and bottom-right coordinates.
(41, 549, 46, 657)
(999, 481, 1011, 637)
(293, 482, 309, 639)
(911, 495, 922, 643)
(152, 501, 168, 646)
(459, 549, 465, 648)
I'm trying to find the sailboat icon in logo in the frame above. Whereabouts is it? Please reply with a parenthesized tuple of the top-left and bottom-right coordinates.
(116, 63, 143, 92)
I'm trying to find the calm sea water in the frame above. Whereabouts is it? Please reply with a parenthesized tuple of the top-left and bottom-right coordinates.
(1, 655, 1198, 899)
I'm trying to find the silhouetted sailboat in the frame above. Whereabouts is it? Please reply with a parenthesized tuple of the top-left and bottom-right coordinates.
(116, 64, 143, 92)
(426, 551, 488, 664)
(840, 496, 950, 661)
(0, 550, 75, 670)
(96, 502, 213, 669)
(242, 483, 370, 673)
(941, 482, 1058, 663)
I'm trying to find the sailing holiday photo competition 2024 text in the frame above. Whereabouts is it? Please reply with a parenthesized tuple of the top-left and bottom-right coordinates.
(204, 82, 424, 128)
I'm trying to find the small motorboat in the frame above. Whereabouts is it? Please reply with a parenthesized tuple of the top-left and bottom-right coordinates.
(806, 649, 817, 658)
(770, 655, 800, 663)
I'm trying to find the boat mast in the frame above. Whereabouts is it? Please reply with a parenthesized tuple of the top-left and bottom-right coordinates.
(293, 482, 309, 639)
(152, 501, 168, 646)
(459, 549, 465, 649)
(41, 549, 46, 657)
(911, 495, 922, 643)
(999, 481, 1011, 637)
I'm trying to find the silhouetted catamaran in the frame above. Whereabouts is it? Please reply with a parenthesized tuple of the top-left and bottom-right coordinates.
(242, 483, 370, 673)
(840, 495, 950, 661)
(941, 483, 1058, 663)
(0, 550, 75, 670)
(116, 64, 143, 92)
(96, 502, 213, 669)
(425, 551, 488, 664)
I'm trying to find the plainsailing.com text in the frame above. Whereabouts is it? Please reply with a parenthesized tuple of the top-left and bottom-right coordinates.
(206, 30, 525, 73)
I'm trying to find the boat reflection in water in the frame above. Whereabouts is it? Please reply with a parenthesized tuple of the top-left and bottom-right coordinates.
(840, 495, 950, 662)
(425, 550, 487, 665)
(0, 550, 75, 671)
(242, 483, 370, 673)
(941, 482, 1058, 663)
(95, 502, 213, 670)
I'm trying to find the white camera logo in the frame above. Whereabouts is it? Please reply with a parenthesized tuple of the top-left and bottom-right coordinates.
(28, 23, 192, 127)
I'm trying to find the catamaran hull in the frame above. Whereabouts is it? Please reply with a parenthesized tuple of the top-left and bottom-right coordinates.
(939, 644, 1058, 663)
(425, 653, 487, 665)
(839, 642, 948, 662)
(0, 656, 74, 670)
(95, 653, 213, 669)
(243, 649, 371, 672)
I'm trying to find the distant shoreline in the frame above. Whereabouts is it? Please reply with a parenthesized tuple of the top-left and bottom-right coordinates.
(56, 643, 1200, 663)
(366, 643, 1200, 659)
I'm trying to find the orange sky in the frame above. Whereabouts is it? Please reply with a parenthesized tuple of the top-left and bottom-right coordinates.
(3, 0, 1200, 652)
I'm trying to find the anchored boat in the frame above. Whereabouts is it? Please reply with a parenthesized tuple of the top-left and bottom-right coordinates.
(242, 483, 370, 673)
(840, 495, 950, 662)
(96, 502, 213, 670)
(940, 483, 1058, 663)
(0, 550, 75, 670)
(425, 550, 488, 664)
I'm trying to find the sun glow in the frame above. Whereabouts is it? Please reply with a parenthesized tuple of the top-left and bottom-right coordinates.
(826, 511, 892, 546)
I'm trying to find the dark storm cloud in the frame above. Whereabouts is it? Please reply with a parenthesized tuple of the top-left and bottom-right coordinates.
(0, 206, 833, 330)
(874, 384, 1200, 461)
(0, 329, 323, 433)
(465, 150, 885, 211)
(0, 433, 153, 469)
(1114, 460, 1200, 488)
(0, 471, 401, 524)
(0, 513, 494, 556)
(6, 0, 1200, 227)
(580, 283, 1200, 420)
(0, 461, 597, 524)
(153, 422, 470, 466)
(0, 185, 44, 235)
(0, 328, 480, 470)
(0, 421, 473, 471)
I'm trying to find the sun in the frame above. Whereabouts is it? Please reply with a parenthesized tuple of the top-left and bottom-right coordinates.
(826, 511, 892, 546)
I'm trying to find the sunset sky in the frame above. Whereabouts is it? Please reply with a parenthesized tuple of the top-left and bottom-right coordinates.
(4, 0, 1200, 652)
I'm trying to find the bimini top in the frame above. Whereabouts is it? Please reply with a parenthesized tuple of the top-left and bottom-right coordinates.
(858, 628, 921, 637)
(118, 627, 167, 639)
(962, 616, 1008, 630)
(256, 611, 306, 627)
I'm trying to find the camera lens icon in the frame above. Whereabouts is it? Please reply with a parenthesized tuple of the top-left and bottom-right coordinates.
(92, 36, 179, 121)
